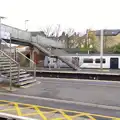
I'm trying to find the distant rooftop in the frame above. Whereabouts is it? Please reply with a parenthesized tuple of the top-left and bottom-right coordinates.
(95, 29, 120, 36)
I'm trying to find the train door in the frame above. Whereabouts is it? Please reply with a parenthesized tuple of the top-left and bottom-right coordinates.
(110, 58, 119, 69)
(72, 57, 79, 67)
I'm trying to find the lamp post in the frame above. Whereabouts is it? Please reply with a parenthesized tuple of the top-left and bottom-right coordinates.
(25, 20, 29, 31)
(9, 34, 12, 91)
(0, 16, 6, 50)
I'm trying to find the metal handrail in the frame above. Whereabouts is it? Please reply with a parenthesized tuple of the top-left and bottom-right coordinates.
(1, 39, 16, 58)
(1, 39, 36, 80)
(0, 50, 18, 65)
(1, 39, 9, 47)
(16, 49, 36, 80)
(0, 50, 20, 84)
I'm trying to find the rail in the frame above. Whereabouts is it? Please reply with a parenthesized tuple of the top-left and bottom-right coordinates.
(1, 39, 36, 80)
(0, 100, 119, 120)
(0, 113, 36, 120)
(1, 39, 16, 59)
(16, 50, 36, 80)
(0, 50, 20, 84)
(0, 50, 18, 65)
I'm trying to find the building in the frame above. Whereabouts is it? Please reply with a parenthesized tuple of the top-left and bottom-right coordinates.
(95, 29, 120, 51)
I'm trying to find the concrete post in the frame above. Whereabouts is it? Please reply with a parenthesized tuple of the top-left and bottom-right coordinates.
(100, 29, 103, 70)
(30, 47, 34, 68)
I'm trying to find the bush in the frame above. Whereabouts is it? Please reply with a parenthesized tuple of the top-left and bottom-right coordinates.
(112, 44, 120, 53)
(80, 47, 97, 53)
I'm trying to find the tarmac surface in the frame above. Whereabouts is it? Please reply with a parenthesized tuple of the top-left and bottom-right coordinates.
(14, 78, 120, 107)
(0, 77, 120, 117)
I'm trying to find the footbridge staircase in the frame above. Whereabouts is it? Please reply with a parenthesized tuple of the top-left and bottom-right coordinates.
(1, 24, 80, 71)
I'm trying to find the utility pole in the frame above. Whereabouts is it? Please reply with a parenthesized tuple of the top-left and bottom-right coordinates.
(0, 16, 6, 50)
(9, 34, 12, 91)
(100, 29, 104, 70)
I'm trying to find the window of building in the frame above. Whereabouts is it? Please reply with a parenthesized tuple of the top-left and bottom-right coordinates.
(83, 58, 93, 63)
(95, 59, 106, 63)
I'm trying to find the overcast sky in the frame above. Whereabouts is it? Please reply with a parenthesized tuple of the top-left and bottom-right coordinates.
(0, 0, 120, 33)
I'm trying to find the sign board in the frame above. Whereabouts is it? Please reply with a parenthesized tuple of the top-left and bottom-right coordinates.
(1, 31, 10, 40)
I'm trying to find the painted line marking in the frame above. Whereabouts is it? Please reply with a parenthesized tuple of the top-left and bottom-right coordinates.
(41, 80, 120, 88)
(0, 99, 118, 119)
(0, 92, 120, 111)
(38, 77, 120, 88)
(38, 77, 120, 84)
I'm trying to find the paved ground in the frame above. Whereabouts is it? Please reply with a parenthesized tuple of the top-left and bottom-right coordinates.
(14, 78, 120, 107)
(0, 94, 120, 118)
(0, 78, 120, 117)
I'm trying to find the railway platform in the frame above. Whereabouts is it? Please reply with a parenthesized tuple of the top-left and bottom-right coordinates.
(0, 100, 119, 120)
(26, 68, 120, 81)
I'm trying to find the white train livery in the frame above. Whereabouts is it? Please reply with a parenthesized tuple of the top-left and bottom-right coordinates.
(44, 54, 120, 69)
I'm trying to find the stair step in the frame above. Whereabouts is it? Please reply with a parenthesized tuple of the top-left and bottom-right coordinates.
(1, 69, 25, 74)
(12, 74, 31, 79)
(0, 64, 17, 67)
(6, 71, 27, 76)
(0, 61, 14, 65)
(0, 56, 9, 59)
(19, 76, 34, 82)
(0, 67, 18, 70)
(0, 59, 11, 62)
(20, 81, 38, 88)
(15, 78, 36, 86)
(0, 53, 37, 88)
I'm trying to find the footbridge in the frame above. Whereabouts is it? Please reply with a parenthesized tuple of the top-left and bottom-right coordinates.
(1, 24, 64, 48)
(1, 24, 80, 70)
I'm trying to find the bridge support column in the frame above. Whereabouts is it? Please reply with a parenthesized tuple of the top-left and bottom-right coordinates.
(30, 47, 34, 68)
(30, 47, 39, 68)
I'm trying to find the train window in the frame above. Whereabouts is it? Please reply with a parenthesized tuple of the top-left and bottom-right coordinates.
(95, 59, 106, 63)
(83, 59, 93, 63)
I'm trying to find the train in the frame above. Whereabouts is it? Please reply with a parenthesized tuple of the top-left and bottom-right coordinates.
(44, 54, 120, 69)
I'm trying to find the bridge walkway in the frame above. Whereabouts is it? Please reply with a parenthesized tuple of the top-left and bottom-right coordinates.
(2, 24, 80, 70)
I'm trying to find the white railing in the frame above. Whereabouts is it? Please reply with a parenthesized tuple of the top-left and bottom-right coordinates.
(1, 24, 31, 41)
(1, 23, 65, 48)
(0, 112, 37, 120)
(32, 35, 65, 48)
(16, 50, 36, 80)
(1, 39, 36, 80)
(0, 50, 20, 85)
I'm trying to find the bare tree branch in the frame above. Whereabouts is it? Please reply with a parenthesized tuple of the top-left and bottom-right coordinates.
(40, 25, 53, 37)
(65, 28, 75, 37)
(40, 24, 61, 39)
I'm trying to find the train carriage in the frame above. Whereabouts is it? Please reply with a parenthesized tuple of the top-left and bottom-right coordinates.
(44, 54, 120, 69)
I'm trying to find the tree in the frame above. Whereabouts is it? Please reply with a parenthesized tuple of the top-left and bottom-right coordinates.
(65, 28, 78, 48)
(54, 24, 61, 38)
(41, 25, 53, 37)
(40, 24, 60, 37)
(112, 43, 120, 53)
(104, 36, 113, 52)
(65, 28, 75, 37)
(88, 29, 96, 48)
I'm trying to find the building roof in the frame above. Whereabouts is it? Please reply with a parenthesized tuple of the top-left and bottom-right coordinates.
(31, 31, 46, 37)
(95, 29, 120, 36)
